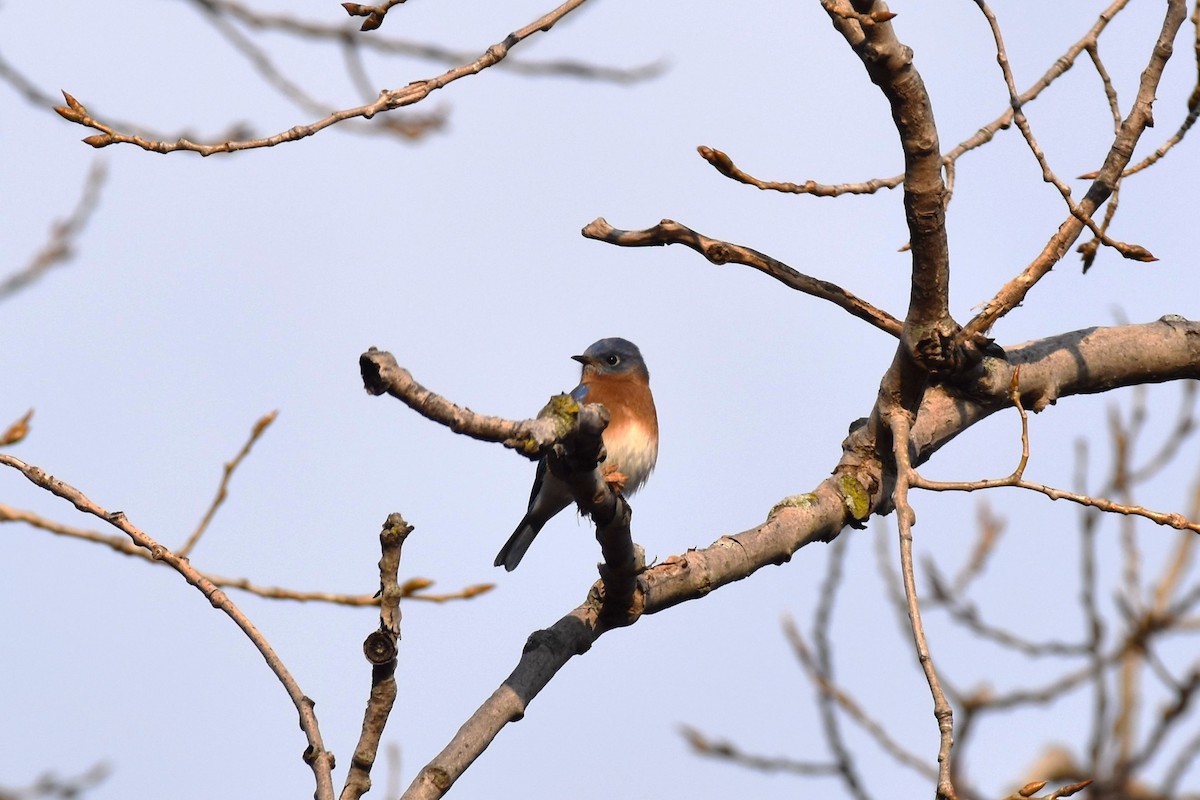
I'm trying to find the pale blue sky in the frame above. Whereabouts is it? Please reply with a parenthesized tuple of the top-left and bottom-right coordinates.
(2, 2, 1198, 798)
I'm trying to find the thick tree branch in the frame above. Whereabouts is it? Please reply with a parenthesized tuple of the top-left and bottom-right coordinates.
(400, 318, 1200, 798)
(361, 347, 642, 598)
(826, 0, 951, 346)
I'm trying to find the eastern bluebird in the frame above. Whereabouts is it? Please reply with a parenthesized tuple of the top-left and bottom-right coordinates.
(494, 337, 659, 571)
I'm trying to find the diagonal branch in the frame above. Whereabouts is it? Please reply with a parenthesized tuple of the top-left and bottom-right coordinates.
(964, 0, 1189, 338)
(0, 455, 336, 800)
(398, 320, 1197, 798)
(1, 160, 107, 302)
(179, 410, 277, 558)
(582, 217, 902, 337)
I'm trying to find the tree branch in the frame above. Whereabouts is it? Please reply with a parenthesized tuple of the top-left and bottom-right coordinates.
(964, 0, 1189, 337)
(0, 160, 107, 302)
(54, 0, 594, 155)
(581, 217, 903, 337)
(397, 318, 1200, 797)
(0, 455, 336, 800)
(0, 501, 491, 606)
(341, 513, 411, 800)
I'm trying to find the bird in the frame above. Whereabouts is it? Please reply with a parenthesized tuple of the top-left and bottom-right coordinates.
(494, 337, 658, 571)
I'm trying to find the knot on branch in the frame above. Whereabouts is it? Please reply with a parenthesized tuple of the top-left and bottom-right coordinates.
(907, 320, 1004, 382)
(363, 629, 398, 665)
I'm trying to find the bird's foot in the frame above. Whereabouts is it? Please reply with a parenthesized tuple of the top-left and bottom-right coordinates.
(602, 464, 628, 494)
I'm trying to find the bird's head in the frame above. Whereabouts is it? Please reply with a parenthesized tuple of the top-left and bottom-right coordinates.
(572, 337, 648, 378)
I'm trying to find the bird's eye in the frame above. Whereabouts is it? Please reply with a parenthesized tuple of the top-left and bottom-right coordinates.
(606, 354, 620, 366)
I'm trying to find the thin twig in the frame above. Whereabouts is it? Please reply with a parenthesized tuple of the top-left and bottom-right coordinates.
(950, 500, 1004, 596)
(1075, 438, 1110, 771)
(55, 0, 596, 155)
(964, 0, 1187, 337)
(678, 725, 839, 776)
(0, 502, 492, 606)
(887, 409, 958, 800)
(697, 145, 904, 197)
(972, 0, 1153, 262)
(1, 160, 107, 302)
(812, 535, 871, 799)
(911, 372, 1200, 533)
(198, 0, 665, 83)
(197, 1, 446, 141)
(784, 617, 938, 783)
(178, 410, 278, 558)
(925, 559, 1091, 657)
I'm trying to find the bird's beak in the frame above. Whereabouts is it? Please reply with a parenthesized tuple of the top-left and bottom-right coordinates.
(572, 354, 593, 366)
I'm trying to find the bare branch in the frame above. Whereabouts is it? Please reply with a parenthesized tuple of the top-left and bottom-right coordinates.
(925, 559, 1091, 657)
(784, 615, 939, 783)
(341, 513, 411, 800)
(678, 725, 839, 776)
(179, 410, 278, 558)
(972, 0, 1154, 263)
(582, 217, 903, 338)
(812, 536, 871, 799)
(964, 1, 1189, 337)
(950, 500, 1004, 596)
(359, 347, 585, 456)
(199, 0, 665, 82)
(194, 1, 447, 141)
(0, 501, 491, 606)
(911, 370, 1200, 533)
(0, 160, 107, 302)
(822, 0, 951, 342)
(0, 455, 336, 800)
(697, 144, 904, 197)
(55, 0, 594, 155)
(887, 408, 958, 800)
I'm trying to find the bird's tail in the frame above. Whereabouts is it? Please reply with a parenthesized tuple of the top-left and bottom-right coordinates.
(494, 518, 540, 572)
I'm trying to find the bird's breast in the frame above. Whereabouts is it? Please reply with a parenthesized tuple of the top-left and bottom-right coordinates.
(603, 420, 658, 494)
